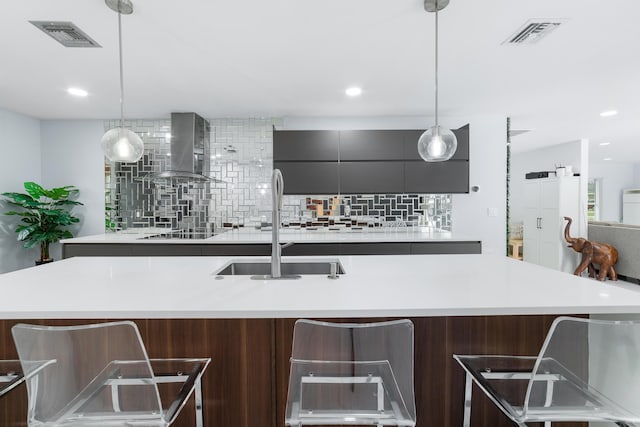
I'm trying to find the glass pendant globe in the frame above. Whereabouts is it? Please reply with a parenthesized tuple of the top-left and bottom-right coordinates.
(101, 128, 144, 162)
(417, 125, 457, 162)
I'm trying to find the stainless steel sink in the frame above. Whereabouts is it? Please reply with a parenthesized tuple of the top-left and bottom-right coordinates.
(215, 261, 344, 279)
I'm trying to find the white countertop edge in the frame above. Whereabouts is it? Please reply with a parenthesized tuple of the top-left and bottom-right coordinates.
(5, 306, 640, 321)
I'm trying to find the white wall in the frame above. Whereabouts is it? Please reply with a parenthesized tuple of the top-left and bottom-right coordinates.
(589, 162, 636, 222)
(511, 140, 588, 237)
(285, 114, 508, 255)
(451, 115, 506, 255)
(0, 115, 105, 272)
(40, 120, 105, 261)
(634, 163, 640, 186)
(0, 109, 42, 273)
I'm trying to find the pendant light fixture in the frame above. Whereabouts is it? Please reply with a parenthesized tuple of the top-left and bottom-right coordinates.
(100, 0, 144, 163)
(417, 0, 457, 162)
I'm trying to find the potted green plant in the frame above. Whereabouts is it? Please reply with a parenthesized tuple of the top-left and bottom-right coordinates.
(1, 182, 83, 265)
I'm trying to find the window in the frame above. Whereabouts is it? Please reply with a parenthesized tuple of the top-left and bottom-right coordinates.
(587, 178, 601, 221)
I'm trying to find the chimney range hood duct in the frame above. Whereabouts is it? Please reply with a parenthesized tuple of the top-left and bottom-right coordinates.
(143, 112, 225, 184)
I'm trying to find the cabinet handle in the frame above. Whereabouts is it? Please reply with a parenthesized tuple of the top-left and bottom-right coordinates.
(536, 217, 541, 229)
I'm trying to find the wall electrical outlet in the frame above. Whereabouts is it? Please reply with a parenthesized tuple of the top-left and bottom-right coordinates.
(487, 208, 498, 217)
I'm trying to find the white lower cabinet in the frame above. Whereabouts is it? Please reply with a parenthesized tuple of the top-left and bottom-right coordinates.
(523, 177, 581, 273)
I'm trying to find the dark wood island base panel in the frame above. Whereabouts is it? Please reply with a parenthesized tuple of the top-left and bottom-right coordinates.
(0, 315, 584, 427)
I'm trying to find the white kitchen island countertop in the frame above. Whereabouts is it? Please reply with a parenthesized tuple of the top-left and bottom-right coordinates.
(61, 227, 478, 244)
(1, 254, 639, 319)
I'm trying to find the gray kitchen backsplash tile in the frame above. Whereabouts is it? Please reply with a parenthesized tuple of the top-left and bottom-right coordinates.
(281, 194, 452, 229)
(105, 118, 452, 233)
(105, 119, 213, 235)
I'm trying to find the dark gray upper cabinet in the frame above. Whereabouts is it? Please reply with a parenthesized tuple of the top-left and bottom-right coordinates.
(339, 162, 404, 194)
(404, 160, 469, 193)
(453, 125, 470, 160)
(273, 125, 470, 194)
(274, 161, 339, 195)
(402, 125, 469, 161)
(339, 130, 406, 161)
(273, 130, 339, 161)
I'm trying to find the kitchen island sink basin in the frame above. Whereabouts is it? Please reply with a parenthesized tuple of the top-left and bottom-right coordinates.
(215, 260, 345, 276)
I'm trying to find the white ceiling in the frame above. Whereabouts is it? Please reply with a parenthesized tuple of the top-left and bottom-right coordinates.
(2, 0, 639, 161)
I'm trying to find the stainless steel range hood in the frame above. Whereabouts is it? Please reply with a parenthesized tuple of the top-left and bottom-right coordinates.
(143, 112, 225, 184)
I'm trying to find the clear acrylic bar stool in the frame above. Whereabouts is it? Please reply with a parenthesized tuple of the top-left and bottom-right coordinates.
(12, 321, 210, 427)
(454, 316, 640, 427)
(285, 319, 416, 427)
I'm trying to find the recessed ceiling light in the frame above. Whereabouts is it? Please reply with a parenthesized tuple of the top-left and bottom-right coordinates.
(599, 142, 611, 146)
(600, 110, 618, 117)
(345, 87, 362, 97)
(67, 87, 88, 97)
(604, 157, 612, 161)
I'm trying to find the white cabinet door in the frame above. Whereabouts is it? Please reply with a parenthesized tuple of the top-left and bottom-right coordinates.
(523, 181, 541, 264)
(523, 206, 540, 263)
(539, 207, 560, 269)
(540, 207, 560, 246)
(540, 180, 559, 209)
(524, 181, 541, 208)
(522, 177, 580, 272)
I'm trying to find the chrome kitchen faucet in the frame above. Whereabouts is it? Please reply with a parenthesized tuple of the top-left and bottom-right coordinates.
(271, 168, 284, 278)
(251, 169, 298, 280)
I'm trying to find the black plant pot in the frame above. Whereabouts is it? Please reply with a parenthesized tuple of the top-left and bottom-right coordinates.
(35, 259, 54, 266)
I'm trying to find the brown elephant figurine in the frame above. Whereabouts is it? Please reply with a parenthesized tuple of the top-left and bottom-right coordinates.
(563, 216, 618, 281)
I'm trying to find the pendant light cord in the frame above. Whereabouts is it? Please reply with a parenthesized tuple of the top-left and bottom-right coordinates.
(118, 10, 125, 128)
(434, 1, 439, 128)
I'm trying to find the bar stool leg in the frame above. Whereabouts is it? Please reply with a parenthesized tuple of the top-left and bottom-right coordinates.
(195, 377, 204, 427)
(463, 372, 472, 427)
(543, 378, 554, 427)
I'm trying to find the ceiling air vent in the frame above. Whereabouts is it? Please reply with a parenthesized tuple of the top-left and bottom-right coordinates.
(503, 19, 566, 45)
(29, 21, 101, 48)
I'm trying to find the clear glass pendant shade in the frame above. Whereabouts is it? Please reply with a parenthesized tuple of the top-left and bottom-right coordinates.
(418, 2, 458, 162)
(100, 2, 143, 163)
(417, 125, 457, 162)
(101, 127, 144, 162)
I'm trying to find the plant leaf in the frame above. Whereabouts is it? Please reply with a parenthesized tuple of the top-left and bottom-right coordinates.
(2, 193, 39, 207)
(53, 200, 83, 206)
(23, 240, 37, 249)
(23, 182, 46, 199)
(17, 225, 37, 241)
(49, 186, 79, 200)
(48, 187, 68, 200)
